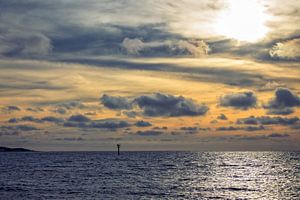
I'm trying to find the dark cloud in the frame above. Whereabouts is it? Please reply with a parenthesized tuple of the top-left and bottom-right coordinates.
(222, 133, 290, 141)
(65, 57, 267, 88)
(267, 107, 294, 115)
(265, 88, 300, 115)
(8, 116, 64, 124)
(1, 106, 21, 113)
(101, 93, 208, 117)
(55, 101, 86, 110)
(152, 126, 168, 130)
(135, 120, 152, 127)
(91, 121, 130, 129)
(64, 116, 131, 131)
(0, 125, 39, 132)
(135, 130, 164, 136)
(268, 133, 290, 138)
(41, 116, 64, 123)
(67, 114, 91, 122)
(237, 116, 299, 125)
(51, 101, 86, 115)
(216, 125, 265, 132)
(26, 107, 44, 112)
(55, 137, 85, 141)
(220, 91, 257, 109)
(135, 93, 208, 117)
(217, 113, 228, 120)
(100, 94, 132, 110)
(180, 126, 198, 134)
(123, 111, 139, 118)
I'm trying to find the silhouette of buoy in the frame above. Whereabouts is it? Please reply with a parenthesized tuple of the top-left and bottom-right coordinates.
(117, 144, 120, 155)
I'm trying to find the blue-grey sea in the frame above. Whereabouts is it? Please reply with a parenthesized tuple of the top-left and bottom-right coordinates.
(0, 152, 299, 199)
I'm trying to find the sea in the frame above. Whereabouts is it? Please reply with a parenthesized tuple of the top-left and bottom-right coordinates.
(0, 151, 299, 199)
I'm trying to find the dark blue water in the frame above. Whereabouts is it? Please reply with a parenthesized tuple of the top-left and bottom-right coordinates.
(0, 152, 299, 199)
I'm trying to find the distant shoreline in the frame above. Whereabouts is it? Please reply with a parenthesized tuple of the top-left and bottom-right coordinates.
(0, 146, 35, 152)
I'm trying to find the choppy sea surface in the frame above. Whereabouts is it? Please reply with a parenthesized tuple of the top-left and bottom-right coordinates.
(0, 151, 299, 199)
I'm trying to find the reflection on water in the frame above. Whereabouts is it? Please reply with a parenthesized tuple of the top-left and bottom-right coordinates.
(0, 152, 299, 199)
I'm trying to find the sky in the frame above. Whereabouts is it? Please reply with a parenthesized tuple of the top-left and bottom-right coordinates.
(0, 0, 299, 151)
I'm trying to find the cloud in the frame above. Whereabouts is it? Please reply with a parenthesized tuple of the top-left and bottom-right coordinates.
(52, 101, 86, 114)
(152, 126, 168, 130)
(0, 125, 39, 132)
(91, 121, 130, 129)
(55, 137, 85, 141)
(180, 126, 199, 134)
(265, 88, 300, 115)
(216, 125, 265, 132)
(237, 116, 299, 125)
(68, 114, 91, 122)
(8, 116, 65, 124)
(64, 116, 131, 131)
(0, 32, 52, 57)
(269, 38, 300, 60)
(101, 93, 208, 117)
(220, 91, 257, 109)
(217, 113, 228, 120)
(122, 38, 145, 55)
(41, 116, 64, 123)
(135, 120, 152, 127)
(135, 130, 164, 136)
(1, 105, 21, 113)
(135, 93, 209, 117)
(218, 133, 290, 141)
(100, 94, 132, 110)
(176, 40, 210, 57)
(123, 111, 139, 118)
(121, 37, 210, 57)
(268, 133, 290, 138)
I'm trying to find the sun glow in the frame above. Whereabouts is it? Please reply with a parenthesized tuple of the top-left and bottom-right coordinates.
(215, 0, 269, 42)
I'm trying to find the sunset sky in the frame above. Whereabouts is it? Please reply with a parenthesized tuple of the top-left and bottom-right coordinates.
(0, 0, 299, 151)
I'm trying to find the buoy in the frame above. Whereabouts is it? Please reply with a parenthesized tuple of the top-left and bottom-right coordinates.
(117, 144, 120, 155)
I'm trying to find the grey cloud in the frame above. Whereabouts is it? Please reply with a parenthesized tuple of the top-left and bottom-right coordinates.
(52, 101, 86, 114)
(26, 107, 44, 112)
(135, 130, 163, 136)
(216, 125, 265, 132)
(100, 94, 132, 110)
(64, 116, 131, 131)
(237, 116, 299, 125)
(269, 38, 300, 60)
(135, 120, 152, 127)
(267, 107, 294, 115)
(0, 125, 39, 132)
(55, 101, 86, 110)
(268, 133, 290, 138)
(265, 88, 300, 115)
(152, 126, 168, 130)
(121, 37, 210, 57)
(41, 116, 64, 123)
(122, 38, 145, 55)
(67, 114, 91, 122)
(135, 93, 209, 117)
(123, 111, 139, 118)
(91, 121, 130, 129)
(1, 106, 21, 113)
(101, 93, 209, 117)
(55, 137, 85, 141)
(8, 116, 64, 124)
(219, 133, 290, 141)
(217, 113, 228, 120)
(220, 91, 257, 109)
(180, 126, 199, 134)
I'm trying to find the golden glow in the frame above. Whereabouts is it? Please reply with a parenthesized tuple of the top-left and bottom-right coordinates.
(215, 0, 269, 42)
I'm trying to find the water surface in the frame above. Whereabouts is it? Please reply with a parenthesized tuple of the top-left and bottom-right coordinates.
(0, 152, 299, 199)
